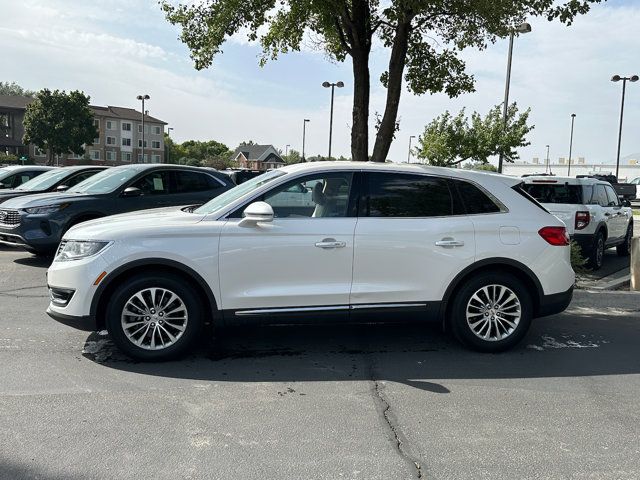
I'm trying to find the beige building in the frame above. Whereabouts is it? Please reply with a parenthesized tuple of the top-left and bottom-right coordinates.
(0, 95, 167, 165)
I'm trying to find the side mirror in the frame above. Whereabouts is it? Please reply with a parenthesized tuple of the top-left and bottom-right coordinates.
(621, 199, 631, 208)
(122, 186, 143, 197)
(56, 185, 69, 192)
(238, 201, 274, 227)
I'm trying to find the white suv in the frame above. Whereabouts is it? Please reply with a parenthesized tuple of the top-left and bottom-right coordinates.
(46, 162, 575, 360)
(521, 176, 633, 269)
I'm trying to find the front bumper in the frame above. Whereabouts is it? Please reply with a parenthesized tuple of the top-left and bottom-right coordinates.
(0, 211, 64, 252)
(537, 285, 574, 318)
(46, 307, 97, 331)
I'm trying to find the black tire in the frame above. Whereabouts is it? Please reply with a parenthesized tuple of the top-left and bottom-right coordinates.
(450, 272, 533, 353)
(105, 273, 204, 361)
(616, 223, 633, 257)
(587, 231, 605, 270)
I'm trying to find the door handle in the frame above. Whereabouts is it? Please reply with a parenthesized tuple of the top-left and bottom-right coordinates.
(604, 212, 611, 217)
(435, 239, 465, 247)
(315, 238, 346, 249)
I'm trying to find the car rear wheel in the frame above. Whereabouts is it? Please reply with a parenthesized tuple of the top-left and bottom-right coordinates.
(588, 232, 605, 270)
(105, 274, 203, 361)
(450, 272, 533, 352)
(616, 224, 633, 257)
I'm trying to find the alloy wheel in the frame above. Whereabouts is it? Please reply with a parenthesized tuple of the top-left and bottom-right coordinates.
(121, 288, 188, 350)
(465, 284, 522, 341)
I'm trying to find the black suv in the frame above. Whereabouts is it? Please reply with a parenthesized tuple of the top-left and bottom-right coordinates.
(0, 164, 233, 254)
(0, 166, 107, 204)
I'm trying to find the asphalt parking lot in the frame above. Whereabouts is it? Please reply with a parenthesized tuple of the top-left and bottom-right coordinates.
(1, 245, 639, 480)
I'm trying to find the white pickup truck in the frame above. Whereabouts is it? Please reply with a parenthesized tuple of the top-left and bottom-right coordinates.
(521, 176, 633, 269)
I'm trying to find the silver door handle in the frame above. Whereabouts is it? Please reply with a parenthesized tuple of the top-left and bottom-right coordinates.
(315, 239, 346, 249)
(435, 239, 465, 247)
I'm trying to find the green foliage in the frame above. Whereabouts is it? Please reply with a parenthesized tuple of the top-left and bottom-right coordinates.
(23, 89, 97, 165)
(463, 161, 498, 172)
(0, 81, 35, 97)
(415, 103, 533, 167)
(165, 135, 233, 169)
(282, 149, 302, 165)
(570, 241, 589, 275)
(161, 0, 604, 163)
(0, 153, 21, 165)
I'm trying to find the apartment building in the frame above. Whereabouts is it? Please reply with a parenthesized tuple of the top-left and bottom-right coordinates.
(0, 95, 167, 165)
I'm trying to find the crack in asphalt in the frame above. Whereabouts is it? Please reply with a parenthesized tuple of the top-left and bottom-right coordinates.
(370, 372, 426, 479)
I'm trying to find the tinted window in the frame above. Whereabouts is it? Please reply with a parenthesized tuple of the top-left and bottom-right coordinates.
(69, 167, 141, 194)
(261, 172, 353, 218)
(175, 171, 211, 193)
(66, 170, 100, 187)
(453, 180, 501, 214)
(605, 185, 619, 206)
(593, 184, 609, 207)
(131, 171, 170, 195)
(361, 173, 452, 217)
(15, 169, 67, 191)
(521, 183, 584, 204)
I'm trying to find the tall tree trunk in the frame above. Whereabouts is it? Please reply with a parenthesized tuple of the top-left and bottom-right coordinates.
(371, 20, 411, 162)
(351, 49, 370, 162)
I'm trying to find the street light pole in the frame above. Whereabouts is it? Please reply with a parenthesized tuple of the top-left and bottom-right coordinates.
(285, 144, 290, 158)
(407, 135, 415, 163)
(545, 144, 550, 174)
(611, 74, 639, 178)
(567, 113, 576, 176)
(498, 22, 531, 174)
(322, 81, 344, 159)
(136, 94, 150, 163)
(167, 127, 174, 164)
(302, 119, 310, 162)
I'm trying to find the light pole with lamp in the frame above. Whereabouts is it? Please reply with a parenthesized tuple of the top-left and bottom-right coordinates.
(322, 81, 344, 159)
(302, 119, 310, 162)
(611, 74, 638, 179)
(407, 135, 416, 163)
(567, 113, 576, 176)
(545, 144, 551, 174)
(498, 22, 532, 173)
(136, 94, 150, 163)
(167, 127, 174, 164)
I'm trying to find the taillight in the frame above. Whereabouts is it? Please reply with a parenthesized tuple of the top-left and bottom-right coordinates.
(538, 226, 570, 246)
(575, 211, 590, 230)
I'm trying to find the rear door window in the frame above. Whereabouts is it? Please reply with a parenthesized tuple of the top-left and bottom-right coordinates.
(593, 184, 609, 207)
(174, 171, 211, 193)
(360, 173, 453, 217)
(605, 185, 619, 206)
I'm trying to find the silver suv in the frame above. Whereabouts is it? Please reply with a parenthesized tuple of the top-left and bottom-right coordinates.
(522, 176, 633, 269)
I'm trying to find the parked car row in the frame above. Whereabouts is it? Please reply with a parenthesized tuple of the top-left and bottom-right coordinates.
(41, 162, 576, 361)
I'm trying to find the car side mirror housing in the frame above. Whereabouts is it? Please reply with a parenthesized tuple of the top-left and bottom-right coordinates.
(56, 185, 69, 192)
(122, 186, 143, 197)
(238, 201, 274, 227)
(621, 199, 631, 208)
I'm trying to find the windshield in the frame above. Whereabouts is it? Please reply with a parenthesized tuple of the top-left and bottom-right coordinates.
(195, 170, 286, 215)
(15, 168, 67, 191)
(68, 167, 141, 194)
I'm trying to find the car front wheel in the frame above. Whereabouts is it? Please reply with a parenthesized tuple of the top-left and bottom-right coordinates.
(450, 272, 533, 352)
(105, 274, 204, 361)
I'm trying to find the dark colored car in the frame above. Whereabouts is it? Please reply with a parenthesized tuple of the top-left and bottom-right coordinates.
(0, 164, 233, 254)
(0, 165, 56, 189)
(0, 166, 107, 204)
(222, 169, 265, 185)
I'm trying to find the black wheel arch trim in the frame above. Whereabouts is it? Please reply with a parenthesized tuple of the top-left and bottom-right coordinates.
(89, 258, 219, 323)
(439, 257, 545, 320)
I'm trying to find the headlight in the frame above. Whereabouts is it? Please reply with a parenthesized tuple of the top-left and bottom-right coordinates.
(24, 203, 69, 215)
(54, 240, 110, 262)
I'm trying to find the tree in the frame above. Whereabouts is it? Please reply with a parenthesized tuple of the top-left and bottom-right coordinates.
(0, 81, 35, 97)
(23, 89, 97, 165)
(282, 149, 302, 165)
(161, 0, 602, 163)
(415, 103, 533, 167)
(463, 161, 498, 172)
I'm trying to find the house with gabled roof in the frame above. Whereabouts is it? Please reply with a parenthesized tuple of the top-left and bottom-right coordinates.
(232, 144, 285, 171)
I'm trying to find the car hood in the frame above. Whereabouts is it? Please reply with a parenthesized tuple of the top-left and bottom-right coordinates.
(64, 206, 206, 241)
(1, 191, 87, 209)
(0, 189, 43, 204)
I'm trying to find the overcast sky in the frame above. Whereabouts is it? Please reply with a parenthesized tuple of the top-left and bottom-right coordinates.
(2, 0, 639, 165)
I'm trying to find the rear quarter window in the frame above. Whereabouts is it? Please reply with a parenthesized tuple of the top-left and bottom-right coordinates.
(451, 179, 503, 214)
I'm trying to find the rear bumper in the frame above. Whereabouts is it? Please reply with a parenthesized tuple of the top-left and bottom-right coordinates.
(537, 285, 574, 318)
(46, 307, 97, 331)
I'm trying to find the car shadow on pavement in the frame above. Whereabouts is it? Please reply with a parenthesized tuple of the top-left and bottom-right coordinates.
(12, 254, 53, 268)
(82, 307, 640, 393)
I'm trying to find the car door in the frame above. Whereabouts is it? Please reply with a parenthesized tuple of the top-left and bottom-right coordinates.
(350, 172, 475, 309)
(218, 170, 358, 316)
(593, 184, 618, 241)
(124, 170, 173, 210)
(604, 184, 628, 240)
